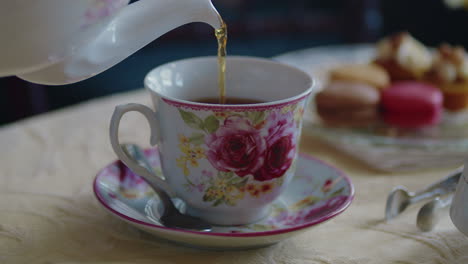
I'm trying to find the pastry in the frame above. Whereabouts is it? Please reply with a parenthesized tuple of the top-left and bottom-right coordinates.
(381, 81, 443, 128)
(315, 81, 380, 126)
(425, 44, 468, 111)
(329, 64, 390, 90)
(374, 32, 432, 81)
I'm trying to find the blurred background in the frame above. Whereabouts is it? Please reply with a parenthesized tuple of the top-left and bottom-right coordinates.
(1, 0, 468, 125)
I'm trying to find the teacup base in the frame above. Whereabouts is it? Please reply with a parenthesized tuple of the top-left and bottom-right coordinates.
(186, 205, 272, 226)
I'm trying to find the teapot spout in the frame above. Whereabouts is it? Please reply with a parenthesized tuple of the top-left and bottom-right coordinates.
(18, 0, 223, 85)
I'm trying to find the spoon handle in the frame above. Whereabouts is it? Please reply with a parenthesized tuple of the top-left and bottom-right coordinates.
(121, 144, 175, 210)
(410, 167, 463, 204)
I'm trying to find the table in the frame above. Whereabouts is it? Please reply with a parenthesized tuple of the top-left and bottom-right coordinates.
(2, 55, 468, 263)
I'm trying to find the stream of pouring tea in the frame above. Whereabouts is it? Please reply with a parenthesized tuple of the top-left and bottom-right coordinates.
(215, 20, 227, 104)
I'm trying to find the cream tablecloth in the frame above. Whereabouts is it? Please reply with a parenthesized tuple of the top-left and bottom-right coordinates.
(1, 89, 468, 264)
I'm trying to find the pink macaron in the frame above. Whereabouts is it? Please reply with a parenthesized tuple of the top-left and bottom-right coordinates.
(381, 81, 443, 128)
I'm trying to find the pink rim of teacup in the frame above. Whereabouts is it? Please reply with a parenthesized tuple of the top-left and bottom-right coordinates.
(160, 94, 311, 112)
(93, 150, 354, 238)
(145, 56, 315, 112)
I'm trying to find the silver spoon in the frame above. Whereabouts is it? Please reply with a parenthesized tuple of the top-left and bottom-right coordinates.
(121, 143, 212, 231)
(385, 167, 462, 221)
(416, 194, 454, 232)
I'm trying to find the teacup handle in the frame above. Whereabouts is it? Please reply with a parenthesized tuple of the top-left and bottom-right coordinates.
(109, 103, 174, 196)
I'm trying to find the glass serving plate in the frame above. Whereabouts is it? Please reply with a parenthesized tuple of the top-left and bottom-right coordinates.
(274, 44, 468, 171)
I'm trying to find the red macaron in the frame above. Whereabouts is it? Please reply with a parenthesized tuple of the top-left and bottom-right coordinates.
(381, 81, 443, 128)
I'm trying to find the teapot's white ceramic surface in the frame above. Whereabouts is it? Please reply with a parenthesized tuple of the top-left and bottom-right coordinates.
(0, 0, 222, 85)
(450, 161, 468, 236)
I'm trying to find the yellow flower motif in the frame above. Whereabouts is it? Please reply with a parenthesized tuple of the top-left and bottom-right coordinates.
(180, 143, 205, 159)
(214, 178, 229, 189)
(294, 107, 304, 124)
(251, 189, 261, 198)
(178, 134, 190, 144)
(189, 159, 199, 167)
(193, 146, 205, 159)
(232, 187, 245, 200)
(176, 135, 207, 176)
(281, 104, 297, 114)
(206, 188, 223, 200)
(226, 186, 235, 193)
(205, 188, 216, 198)
(242, 183, 274, 198)
(260, 183, 274, 194)
(224, 186, 244, 205)
(291, 195, 321, 211)
(215, 189, 224, 200)
(179, 143, 191, 155)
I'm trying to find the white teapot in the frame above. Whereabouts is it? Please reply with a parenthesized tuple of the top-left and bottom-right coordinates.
(0, 0, 222, 85)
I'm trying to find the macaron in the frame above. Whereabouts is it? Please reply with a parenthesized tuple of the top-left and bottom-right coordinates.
(381, 81, 443, 128)
(315, 81, 380, 126)
(329, 64, 390, 90)
(440, 82, 468, 111)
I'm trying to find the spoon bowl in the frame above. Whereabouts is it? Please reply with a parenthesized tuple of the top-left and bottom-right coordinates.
(417, 195, 453, 232)
(385, 187, 412, 220)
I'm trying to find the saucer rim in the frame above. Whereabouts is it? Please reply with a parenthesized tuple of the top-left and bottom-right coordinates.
(93, 151, 355, 238)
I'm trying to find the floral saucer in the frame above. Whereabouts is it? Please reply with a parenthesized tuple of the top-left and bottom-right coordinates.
(93, 148, 354, 250)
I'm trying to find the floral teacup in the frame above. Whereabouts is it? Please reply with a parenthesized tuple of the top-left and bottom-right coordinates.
(109, 56, 314, 225)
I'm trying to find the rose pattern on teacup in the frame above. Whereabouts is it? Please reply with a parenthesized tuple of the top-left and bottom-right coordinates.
(83, 0, 128, 28)
(174, 102, 305, 207)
